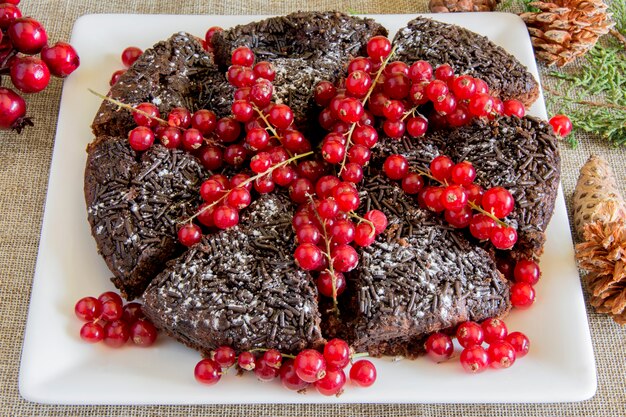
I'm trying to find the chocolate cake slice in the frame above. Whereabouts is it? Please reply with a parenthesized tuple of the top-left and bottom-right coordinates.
(85, 137, 207, 299)
(141, 194, 325, 355)
(209, 11, 387, 130)
(434, 116, 561, 259)
(346, 174, 510, 357)
(393, 17, 540, 106)
(92, 32, 219, 138)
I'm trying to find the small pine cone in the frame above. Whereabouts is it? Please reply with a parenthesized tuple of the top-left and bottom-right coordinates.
(520, 0, 615, 67)
(429, 0, 500, 13)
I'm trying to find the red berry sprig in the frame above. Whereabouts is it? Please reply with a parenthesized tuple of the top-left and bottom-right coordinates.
(0, 3, 80, 131)
(74, 291, 158, 347)
(382, 153, 518, 250)
(193, 338, 376, 396)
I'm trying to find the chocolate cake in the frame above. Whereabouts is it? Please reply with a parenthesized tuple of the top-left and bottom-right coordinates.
(141, 194, 324, 354)
(344, 174, 510, 357)
(209, 11, 387, 130)
(85, 136, 208, 299)
(393, 17, 540, 107)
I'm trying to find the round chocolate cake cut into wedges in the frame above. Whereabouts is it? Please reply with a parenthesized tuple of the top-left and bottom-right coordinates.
(393, 17, 540, 107)
(345, 174, 510, 358)
(210, 11, 388, 132)
(85, 137, 209, 300)
(432, 116, 561, 260)
(141, 193, 325, 355)
(92, 32, 219, 138)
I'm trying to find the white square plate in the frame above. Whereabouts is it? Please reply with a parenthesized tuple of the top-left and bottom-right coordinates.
(19, 12, 596, 404)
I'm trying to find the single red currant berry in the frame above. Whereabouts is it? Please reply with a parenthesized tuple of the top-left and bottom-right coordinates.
(349, 360, 377, 387)
(333, 183, 360, 212)
(400, 173, 424, 195)
(128, 126, 155, 151)
(382, 99, 405, 122)
(100, 299, 123, 321)
(506, 332, 530, 358)
(330, 219, 356, 245)
(496, 257, 515, 280)
(214, 346, 237, 368)
(383, 154, 409, 180)
(348, 56, 372, 73)
(213, 205, 239, 229)
(132, 102, 160, 128)
(103, 320, 130, 348)
(226, 187, 251, 209)
(191, 109, 217, 134)
(238, 351, 256, 371)
(80, 322, 104, 343)
(250, 152, 272, 174)
(315, 368, 346, 396)
(122, 302, 145, 324)
(321, 139, 345, 164)
(503, 99, 525, 118)
(8, 17, 47, 54)
(75, 296, 102, 322)
(482, 318, 508, 344)
(0, 3, 21, 30)
(409, 81, 429, 105)
(178, 223, 202, 246)
(121, 46, 142, 67)
(341, 163, 363, 183)
(200, 179, 225, 203)
(418, 186, 445, 213)
(366, 36, 392, 62)
(352, 124, 378, 148)
(510, 282, 536, 309)
(384, 61, 409, 76)
(434, 63, 454, 81)
(215, 117, 241, 142)
(406, 116, 428, 137)
(249, 79, 273, 107)
(294, 349, 326, 383)
(473, 78, 489, 94)
(297, 159, 328, 181)
(231, 46, 254, 66)
(197, 204, 215, 227)
(280, 359, 309, 391)
(289, 178, 314, 204)
(223, 144, 247, 166)
(0, 87, 26, 129)
(204, 26, 223, 48)
(549, 114, 573, 136)
(460, 345, 490, 373)
(255, 357, 280, 382)
(465, 183, 484, 205)
(182, 128, 204, 151)
(331, 244, 359, 272)
(323, 339, 351, 370)
(433, 93, 457, 115)
(425, 79, 449, 102)
(482, 187, 515, 218)
(129, 319, 158, 347)
(168, 107, 192, 128)
(514, 259, 541, 285)
(408, 60, 433, 82)
(197, 145, 222, 170)
(345, 70, 372, 97)
(446, 103, 472, 127)
(227, 65, 256, 87)
(267, 103, 294, 129)
(262, 349, 283, 369)
(456, 321, 484, 348)
(294, 243, 323, 271)
(367, 92, 388, 116)
(40, 41, 80, 77)
(384, 72, 411, 100)
(272, 165, 296, 187)
(424, 332, 454, 362)
(254, 176, 275, 194)
(229, 173, 252, 191)
(194, 358, 222, 385)
(231, 99, 254, 122)
(314, 81, 337, 107)
(469, 214, 496, 240)
(429, 155, 453, 182)
(488, 341, 516, 369)
(253, 61, 275, 81)
(10, 56, 50, 93)
(282, 129, 310, 154)
(316, 175, 340, 198)
(450, 161, 476, 186)
(337, 97, 364, 124)
(451, 75, 476, 100)
(296, 224, 321, 245)
(110, 69, 125, 86)
(363, 210, 387, 235)
(440, 184, 468, 211)
(354, 222, 376, 247)
(315, 198, 338, 220)
(468, 93, 495, 117)
(490, 225, 518, 250)
(317, 270, 346, 298)
(347, 144, 371, 166)
(444, 206, 473, 228)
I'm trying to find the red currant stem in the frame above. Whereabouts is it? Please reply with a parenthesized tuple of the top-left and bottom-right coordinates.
(88, 89, 170, 127)
(184, 150, 313, 223)
(252, 104, 280, 141)
(249, 348, 296, 359)
(350, 352, 370, 360)
(347, 212, 376, 238)
(414, 168, 510, 228)
(361, 45, 398, 106)
(305, 193, 340, 313)
(401, 106, 419, 122)
(338, 123, 356, 176)
(0, 49, 18, 71)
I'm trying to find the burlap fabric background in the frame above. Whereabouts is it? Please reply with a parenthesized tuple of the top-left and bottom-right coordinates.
(1, 0, 625, 415)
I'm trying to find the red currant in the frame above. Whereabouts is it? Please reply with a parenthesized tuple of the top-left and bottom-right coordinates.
(450, 161, 476, 186)
(231, 46, 254, 66)
(40, 41, 80, 77)
(254, 356, 280, 381)
(349, 359, 377, 387)
(324, 338, 351, 370)
(451, 75, 476, 100)
(506, 331, 530, 358)
(280, 359, 309, 391)
(238, 351, 256, 371)
(213, 346, 236, 368)
(294, 243, 323, 271)
(80, 322, 104, 343)
(510, 282, 536, 308)
(267, 103, 293, 129)
(8, 17, 47, 54)
(182, 128, 204, 151)
(401, 173, 424, 194)
(333, 183, 360, 212)
(482, 187, 515, 218)
(469, 214, 496, 240)
(383, 154, 409, 180)
(75, 296, 102, 322)
(121, 46, 142, 67)
(366, 36, 392, 62)
(481, 318, 508, 344)
(213, 205, 239, 229)
(456, 321, 484, 348)
(434, 63, 454, 81)
(331, 219, 356, 245)
(110, 69, 125, 86)
(129, 319, 157, 347)
(168, 107, 192, 128)
(315, 368, 346, 396)
(433, 94, 457, 115)
(460, 345, 490, 373)
(133, 102, 160, 128)
(408, 60, 433, 82)
(0, 3, 21, 30)
(253, 61, 275, 81)
(10, 56, 50, 93)
(178, 223, 202, 246)
(194, 358, 222, 385)
(465, 183, 484, 205)
(514, 259, 540, 285)
(429, 155, 453, 182)
(363, 210, 387, 234)
(128, 126, 154, 151)
(406, 116, 428, 137)
(549, 114, 573, 136)
(424, 332, 454, 362)
(226, 187, 251, 209)
(122, 302, 145, 324)
(317, 270, 346, 298)
(425, 79, 449, 102)
(347, 56, 372, 73)
(294, 349, 326, 383)
(503, 99, 525, 118)
(100, 299, 123, 321)
(352, 125, 378, 148)
(0, 87, 25, 129)
(444, 206, 472, 228)
(468, 93, 494, 117)
(345, 70, 372, 97)
(204, 26, 223, 48)
(249, 79, 273, 107)
(418, 186, 445, 212)
(103, 320, 129, 348)
(440, 184, 468, 211)
(490, 225, 518, 250)
(488, 340, 516, 369)
(354, 222, 376, 247)
(331, 244, 359, 272)
(384, 72, 411, 99)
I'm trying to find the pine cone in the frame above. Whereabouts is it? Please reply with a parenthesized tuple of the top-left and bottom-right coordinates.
(520, 0, 614, 67)
(429, 0, 500, 13)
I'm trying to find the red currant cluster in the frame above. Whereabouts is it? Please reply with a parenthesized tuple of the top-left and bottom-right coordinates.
(194, 338, 376, 396)
(74, 291, 158, 347)
(109, 45, 143, 86)
(498, 257, 540, 309)
(425, 318, 530, 373)
(0, 1, 79, 131)
(382, 153, 518, 250)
